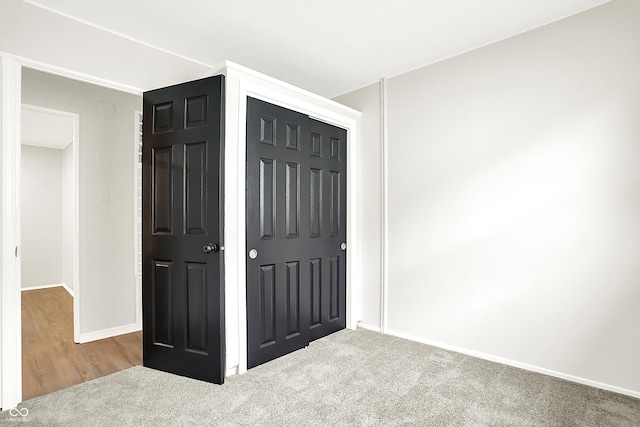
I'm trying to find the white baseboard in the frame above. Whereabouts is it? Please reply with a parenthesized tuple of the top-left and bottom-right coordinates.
(384, 328, 640, 400)
(357, 322, 381, 332)
(62, 283, 73, 296)
(78, 322, 141, 344)
(225, 365, 239, 378)
(21, 282, 73, 296)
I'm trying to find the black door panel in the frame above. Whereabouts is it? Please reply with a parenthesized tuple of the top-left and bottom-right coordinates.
(142, 76, 225, 384)
(246, 100, 311, 368)
(308, 118, 347, 341)
(246, 98, 346, 368)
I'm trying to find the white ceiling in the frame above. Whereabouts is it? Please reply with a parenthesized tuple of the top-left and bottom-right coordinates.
(6, 0, 610, 98)
(21, 107, 74, 149)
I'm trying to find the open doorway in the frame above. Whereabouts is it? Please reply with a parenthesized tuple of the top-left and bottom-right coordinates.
(19, 68, 143, 400)
(20, 103, 78, 318)
(20, 103, 80, 400)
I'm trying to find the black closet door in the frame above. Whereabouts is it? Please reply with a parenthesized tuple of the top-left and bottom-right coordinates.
(307, 118, 347, 342)
(246, 97, 346, 368)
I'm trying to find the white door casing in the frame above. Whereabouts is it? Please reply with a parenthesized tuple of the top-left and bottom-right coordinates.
(0, 52, 141, 410)
(0, 55, 22, 411)
(220, 61, 361, 376)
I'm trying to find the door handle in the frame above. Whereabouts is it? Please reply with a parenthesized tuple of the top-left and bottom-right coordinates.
(203, 243, 219, 254)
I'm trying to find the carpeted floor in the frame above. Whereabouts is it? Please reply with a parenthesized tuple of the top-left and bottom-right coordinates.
(2, 329, 639, 426)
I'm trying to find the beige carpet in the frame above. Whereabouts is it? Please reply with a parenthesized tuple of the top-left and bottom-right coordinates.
(2, 329, 639, 426)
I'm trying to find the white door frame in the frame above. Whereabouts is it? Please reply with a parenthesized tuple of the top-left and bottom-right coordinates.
(0, 52, 142, 410)
(221, 61, 362, 376)
(0, 55, 22, 411)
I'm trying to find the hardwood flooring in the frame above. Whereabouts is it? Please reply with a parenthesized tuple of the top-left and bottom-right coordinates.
(21, 286, 142, 401)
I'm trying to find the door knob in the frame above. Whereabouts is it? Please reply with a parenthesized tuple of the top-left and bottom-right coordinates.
(203, 243, 219, 253)
(248, 248, 258, 259)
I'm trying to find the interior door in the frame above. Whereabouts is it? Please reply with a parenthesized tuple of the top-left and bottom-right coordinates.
(142, 76, 225, 384)
(307, 118, 347, 341)
(246, 97, 347, 368)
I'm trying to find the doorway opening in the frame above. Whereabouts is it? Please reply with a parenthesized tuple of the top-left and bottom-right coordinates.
(1, 58, 146, 409)
(20, 103, 80, 400)
(18, 68, 143, 400)
(20, 103, 79, 335)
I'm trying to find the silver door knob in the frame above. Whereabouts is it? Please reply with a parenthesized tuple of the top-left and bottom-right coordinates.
(248, 248, 258, 259)
(203, 243, 219, 253)
(340, 242, 346, 251)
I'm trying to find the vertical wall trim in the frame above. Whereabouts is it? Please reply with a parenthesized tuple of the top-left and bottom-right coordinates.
(380, 77, 388, 334)
(0, 55, 22, 410)
(72, 112, 80, 343)
(133, 110, 143, 331)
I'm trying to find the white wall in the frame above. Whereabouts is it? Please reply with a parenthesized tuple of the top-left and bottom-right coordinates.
(20, 145, 63, 288)
(21, 68, 141, 337)
(338, 0, 640, 396)
(334, 82, 382, 330)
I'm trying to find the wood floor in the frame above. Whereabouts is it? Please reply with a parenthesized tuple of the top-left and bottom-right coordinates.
(21, 286, 142, 401)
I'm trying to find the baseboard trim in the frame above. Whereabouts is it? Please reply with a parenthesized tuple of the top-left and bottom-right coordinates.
(225, 365, 238, 378)
(357, 322, 381, 332)
(21, 283, 73, 296)
(78, 322, 141, 344)
(384, 328, 640, 400)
